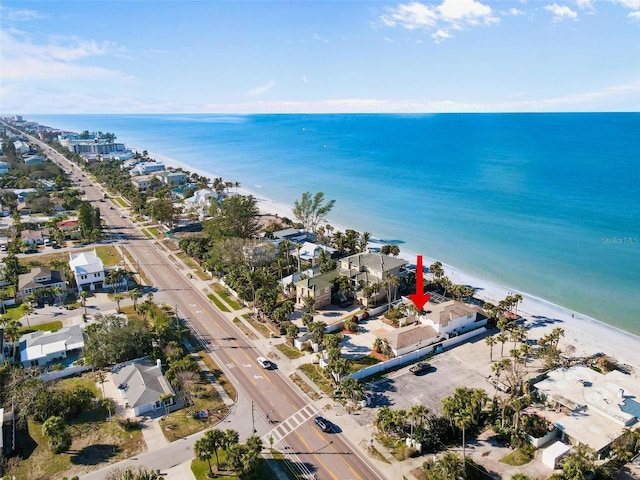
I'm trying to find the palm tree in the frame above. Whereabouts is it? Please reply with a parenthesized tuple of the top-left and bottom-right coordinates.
(497, 331, 509, 357)
(129, 288, 141, 309)
(114, 293, 122, 313)
(79, 290, 89, 316)
(358, 231, 371, 253)
(408, 404, 429, 437)
(486, 336, 497, 362)
(453, 410, 473, 469)
(53, 285, 65, 307)
(194, 435, 215, 476)
(22, 301, 34, 328)
(1, 318, 22, 343)
(383, 273, 399, 310)
(0, 290, 9, 314)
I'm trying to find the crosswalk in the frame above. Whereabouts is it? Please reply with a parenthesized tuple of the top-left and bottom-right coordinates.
(262, 403, 318, 446)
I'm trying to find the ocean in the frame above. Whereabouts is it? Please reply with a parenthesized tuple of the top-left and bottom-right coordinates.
(27, 113, 640, 335)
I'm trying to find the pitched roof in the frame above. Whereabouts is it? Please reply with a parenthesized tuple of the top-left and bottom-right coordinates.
(339, 252, 406, 274)
(295, 269, 341, 292)
(69, 249, 104, 275)
(424, 299, 478, 324)
(111, 357, 175, 409)
(378, 324, 439, 350)
(18, 267, 66, 290)
(19, 325, 84, 363)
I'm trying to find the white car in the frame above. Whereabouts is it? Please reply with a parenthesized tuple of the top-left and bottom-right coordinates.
(257, 357, 272, 369)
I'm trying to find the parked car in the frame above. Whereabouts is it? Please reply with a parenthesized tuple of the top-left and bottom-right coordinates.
(314, 416, 331, 432)
(409, 362, 431, 375)
(257, 356, 272, 369)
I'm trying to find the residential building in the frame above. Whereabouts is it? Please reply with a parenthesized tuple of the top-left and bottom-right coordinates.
(338, 252, 406, 306)
(21, 229, 50, 246)
(22, 154, 45, 165)
(272, 227, 314, 245)
(157, 170, 186, 186)
(297, 241, 336, 264)
(131, 175, 153, 192)
(377, 323, 446, 357)
(295, 270, 341, 309)
(19, 325, 84, 367)
(533, 365, 640, 457)
(13, 141, 30, 155)
(130, 162, 165, 176)
(56, 219, 80, 238)
(18, 266, 66, 299)
(111, 357, 176, 417)
(69, 249, 105, 292)
(183, 188, 219, 218)
(419, 295, 484, 336)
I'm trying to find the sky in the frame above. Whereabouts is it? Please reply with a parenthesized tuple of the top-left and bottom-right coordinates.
(1, 0, 639, 114)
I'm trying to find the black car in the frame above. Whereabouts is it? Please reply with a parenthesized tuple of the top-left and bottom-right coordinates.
(314, 416, 331, 432)
(409, 362, 431, 375)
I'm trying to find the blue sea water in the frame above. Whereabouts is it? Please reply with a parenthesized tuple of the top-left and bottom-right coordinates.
(28, 113, 640, 334)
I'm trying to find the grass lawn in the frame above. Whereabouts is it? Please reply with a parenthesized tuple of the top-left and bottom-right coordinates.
(147, 226, 161, 237)
(212, 284, 242, 310)
(298, 363, 334, 395)
(289, 373, 321, 401)
(175, 252, 199, 269)
(113, 197, 128, 207)
(191, 454, 279, 480)
(500, 446, 535, 466)
(197, 349, 237, 402)
(245, 316, 271, 338)
(7, 375, 145, 480)
(94, 245, 123, 267)
(207, 293, 230, 312)
(233, 317, 258, 340)
(158, 383, 229, 441)
(140, 228, 152, 238)
(276, 342, 303, 359)
(19, 320, 64, 335)
(348, 354, 381, 373)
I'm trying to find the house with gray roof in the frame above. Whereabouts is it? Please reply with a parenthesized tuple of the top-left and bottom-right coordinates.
(18, 266, 66, 300)
(19, 325, 84, 367)
(295, 270, 341, 309)
(111, 357, 176, 417)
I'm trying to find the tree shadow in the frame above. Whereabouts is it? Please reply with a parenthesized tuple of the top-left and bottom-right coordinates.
(70, 443, 121, 465)
(14, 427, 38, 459)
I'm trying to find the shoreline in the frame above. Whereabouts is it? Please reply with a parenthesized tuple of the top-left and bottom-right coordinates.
(120, 145, 640, 368)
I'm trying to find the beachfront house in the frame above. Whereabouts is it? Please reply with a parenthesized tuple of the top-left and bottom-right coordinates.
(19, 325, 85, 368)
(419, 295, 485, 336)
(17, 267, 67, 302)
(338, 252, 406, 306)
(294, 270, 341, 309)
(533, 365, 640, 459)
(131, 175, 153, 192)
(157, 170, 186, 186)
(111, 357, 176, 417)
(130, 162, 165, 176)
(183, 189, 219, 218)
(297, 241, 336, 265)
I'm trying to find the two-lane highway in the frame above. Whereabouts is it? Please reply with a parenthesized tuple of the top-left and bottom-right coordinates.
(18, 128, 384, 480)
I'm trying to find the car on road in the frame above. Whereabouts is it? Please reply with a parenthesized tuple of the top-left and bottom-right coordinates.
(409, 362, 431, 375)
(257, 356, 272, 369)
(314, 416, 331, 432)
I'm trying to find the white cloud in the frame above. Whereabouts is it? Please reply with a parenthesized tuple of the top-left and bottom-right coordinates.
(302, 75, 308, 84)
(0, 6, 42, 22)
(312, 33, 329, 43)
(380, 0, 498, 42)
(629, 10, 640, 20)
(0, 30, 131, 81)
(246, 80, 276, 97)
(544, 3, 578, 22)
(574, 0, 595, 11)
(503, 8, 526, 16)
(611, 0, 640, 9)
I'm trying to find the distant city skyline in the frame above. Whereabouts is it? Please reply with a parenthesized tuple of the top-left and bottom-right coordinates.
(1, 0, 639, 114)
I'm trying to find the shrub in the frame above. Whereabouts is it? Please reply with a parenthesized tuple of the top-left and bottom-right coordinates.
(118, 417, 142, 431)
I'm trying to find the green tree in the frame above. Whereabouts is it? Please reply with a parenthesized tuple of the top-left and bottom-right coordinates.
(194, 434, 215, 476)
(206, 194, 260, 238)
(292, 191, 335, 233)
(486, 335, 497, 362)
(42, 416, 72, 453)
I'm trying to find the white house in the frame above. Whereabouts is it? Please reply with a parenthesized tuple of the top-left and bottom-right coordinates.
(130, 162, 165, 176)
(111, 357, 176, 417)
(420, 295, 483, 335)
(297, 241, 336, 264)
(183, 188, 219, 218)
(19, 325, 85, 368)
(69, 250, 105, 292)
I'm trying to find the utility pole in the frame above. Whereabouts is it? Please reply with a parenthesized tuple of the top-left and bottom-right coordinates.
(252, 401, 256, 433)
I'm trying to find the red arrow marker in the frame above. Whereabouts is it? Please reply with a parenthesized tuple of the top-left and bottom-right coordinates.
(408, 255, 431, 311)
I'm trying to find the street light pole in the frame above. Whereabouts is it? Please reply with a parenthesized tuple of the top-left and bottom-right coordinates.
(252, 401, 256, 433)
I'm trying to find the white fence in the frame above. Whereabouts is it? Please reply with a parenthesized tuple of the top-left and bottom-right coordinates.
(40, 365, 91, 382)
(350, 327, 488, 380)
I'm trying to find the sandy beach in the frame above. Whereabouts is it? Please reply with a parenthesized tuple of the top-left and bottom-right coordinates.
(140, 147, 640, 369)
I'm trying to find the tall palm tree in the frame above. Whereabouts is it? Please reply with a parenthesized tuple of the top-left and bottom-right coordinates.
(129, 288, 141, 309)
(497, 331, 509, 357)
(358, 231, 371, 253)
(22, 301, 34, 328)
(194, 435, 215, 476)
(453, 410, 473, 469)
(408, 404, 429, 437)
(383, 273, 399, 310)
(114, 293, 122, 313)
(79, 290, 89, 316)
(486, 336, 497, 362)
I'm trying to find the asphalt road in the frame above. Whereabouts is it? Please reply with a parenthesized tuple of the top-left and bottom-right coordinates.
(23, 131, 384, 480)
